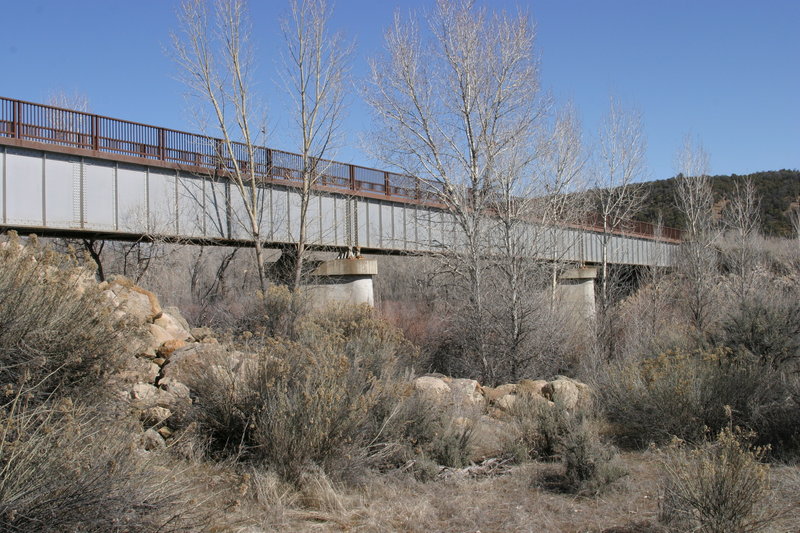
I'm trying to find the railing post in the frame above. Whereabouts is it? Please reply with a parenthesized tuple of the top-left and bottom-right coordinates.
(349, 164, 355, 191)
(12, 100, 20, 139)
(384, 171, 390, 196)
(158, 128, 165, 160)
(91, 114, 99, 151)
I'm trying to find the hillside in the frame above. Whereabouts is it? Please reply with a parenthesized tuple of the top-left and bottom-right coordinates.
(636, 169, 800, 236)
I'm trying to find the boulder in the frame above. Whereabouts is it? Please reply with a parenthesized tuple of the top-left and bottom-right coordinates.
(148, 324, 174, 352)
(467, 415, 519, 462)
(517, 379, 548, 398)
(484, 383, 517, 403)
(154, 313, 191, 342)
(542, 377, 591, 411)
(157, 339, 187, 359)
(141, 406, 172, 425)
(163, 305, 191, 332)
(160, 343, 225, 384)
(447, 378, 486, 409)
(109, 277, 162, 323)
(413, 376, 451, 401)
(113, 356, 160, 385)
(141, 428, 166, 451)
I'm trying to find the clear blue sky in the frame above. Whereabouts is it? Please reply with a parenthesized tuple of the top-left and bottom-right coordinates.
(1, 0, 797, 181)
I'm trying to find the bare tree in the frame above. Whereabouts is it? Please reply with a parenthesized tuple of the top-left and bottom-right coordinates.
(724, 176, 761, 302)
(280, 0, 351, 291)
(592, 97, 648, 306)
(173, 0, 270, 292)
(790, 206, 800, 242)
(366, 0, 545, 383)
(673, 134, 718, 337)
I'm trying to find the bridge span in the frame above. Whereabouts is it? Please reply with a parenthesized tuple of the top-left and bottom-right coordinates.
(0, 96, 680, 268)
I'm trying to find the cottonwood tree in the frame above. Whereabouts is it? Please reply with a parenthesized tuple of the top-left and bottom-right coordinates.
(673, 134, 717, 337)
(173, 0, 270, 292)
(592, 97, 648, 307)
(280, 0, 351, 291)
(487, 102, 589, 381)
(367, 0, 550, 383)
(724, 176, 761, 303)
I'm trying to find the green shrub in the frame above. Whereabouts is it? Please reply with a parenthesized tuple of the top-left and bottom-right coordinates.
(659, 425, 771, 533)
(595, 348, 799, 450)
(511, 394, 569, 460)
(560, 414, 626, 496)
(718, 293, 800, 370)
(512, 395, 624, 495)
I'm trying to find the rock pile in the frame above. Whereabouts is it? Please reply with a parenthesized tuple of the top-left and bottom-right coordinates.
(411, 374, 592, 462)
(89, 274, 592, 460)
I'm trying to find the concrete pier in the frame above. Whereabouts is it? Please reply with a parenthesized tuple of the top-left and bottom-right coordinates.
(307, 258, 377, 308)
(555, 266, 597, 319)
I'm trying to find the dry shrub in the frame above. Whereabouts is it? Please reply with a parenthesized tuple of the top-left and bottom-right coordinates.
(512, 394, 569, 461)
(512, 396, 625, 495)
(0, 233, 142, 406)
(188, 304, 415, 483)
(659, 425, 771, 532)
(0, 397, 214, 532)
(367, 392, 476, 475)
(595, 347, 798, 450)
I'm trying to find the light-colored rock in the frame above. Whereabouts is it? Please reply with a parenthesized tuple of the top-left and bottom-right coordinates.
(413, 376, 451, 400)
(484, 384, 517, 403)
(160, 343, 224, 383)
(159, 377, 191, 402)
(542, 377, 591, 411)
(468, 415, 519, 462)
(131, 383, 159, 402)
(157, 338, 187, 359)
(114, 357, 160, 384)
(449, 378, 486, 409)
(163, 306, 191, 332)
(154, 313, 191, 342)
(141, 406, 172, 425)
(517, 379, 548, 398)
(157, 427, 173, 439)
(148, 324, 174, 351)
(494, 393, 517, 412)
(142, 428, 166, 451)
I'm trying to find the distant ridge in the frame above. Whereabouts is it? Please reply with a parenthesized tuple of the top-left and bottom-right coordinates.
(635, 170, 800, 237)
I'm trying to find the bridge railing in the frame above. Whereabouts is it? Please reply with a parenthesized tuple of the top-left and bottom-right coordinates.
(0, 95, 681, 242)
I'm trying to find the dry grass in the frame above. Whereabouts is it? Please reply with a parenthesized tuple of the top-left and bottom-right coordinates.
(219, 452, 799, 532)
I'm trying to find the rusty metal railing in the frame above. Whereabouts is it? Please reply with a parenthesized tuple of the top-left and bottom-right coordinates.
(0, 95, 681, 242)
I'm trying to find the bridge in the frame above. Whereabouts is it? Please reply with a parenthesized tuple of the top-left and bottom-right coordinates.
(0, 96, 679, 265)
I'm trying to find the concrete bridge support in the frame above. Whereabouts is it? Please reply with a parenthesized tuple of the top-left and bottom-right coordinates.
(555, 267, 597, 320)
(307, 258, 377, 309)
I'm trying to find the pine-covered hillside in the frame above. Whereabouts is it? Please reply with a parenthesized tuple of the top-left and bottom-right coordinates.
(636, 169, 800, 236)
